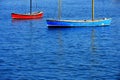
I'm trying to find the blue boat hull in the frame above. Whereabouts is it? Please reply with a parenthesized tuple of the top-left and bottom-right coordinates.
(46, 18, 112, 27)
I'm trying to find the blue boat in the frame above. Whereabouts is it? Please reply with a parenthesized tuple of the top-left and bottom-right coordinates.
(47, 18, 112, 27)
(46, 0, 112, 27)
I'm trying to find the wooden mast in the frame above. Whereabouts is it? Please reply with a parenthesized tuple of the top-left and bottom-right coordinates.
(92, 0, 94, 21)
(30, 0, 32, 14)
(58, 0, 61, 20)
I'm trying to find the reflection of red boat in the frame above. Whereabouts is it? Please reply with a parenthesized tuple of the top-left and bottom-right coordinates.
(11, 12, 43, 19)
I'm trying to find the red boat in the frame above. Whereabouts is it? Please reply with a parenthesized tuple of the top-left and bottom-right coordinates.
(11, 0, 43, 20)
(11, 12, 43, 19)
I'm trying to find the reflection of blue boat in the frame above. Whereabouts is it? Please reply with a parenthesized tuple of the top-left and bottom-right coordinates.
(46, 0, 112, 27)
(47, 18, 112, 27)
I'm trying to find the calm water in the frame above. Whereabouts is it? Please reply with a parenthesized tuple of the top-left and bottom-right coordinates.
(0, 0, 120, 80)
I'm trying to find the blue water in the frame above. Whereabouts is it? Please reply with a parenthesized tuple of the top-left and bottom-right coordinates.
(0, 0, 120, 80)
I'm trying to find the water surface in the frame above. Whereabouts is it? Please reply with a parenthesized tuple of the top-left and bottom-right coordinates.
(0, 0, 120, 80)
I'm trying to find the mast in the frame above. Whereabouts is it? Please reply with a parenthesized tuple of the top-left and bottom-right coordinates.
(92, 0, 94, 21)
(58, 0, 61, 20)
(30, 0, 32, 14)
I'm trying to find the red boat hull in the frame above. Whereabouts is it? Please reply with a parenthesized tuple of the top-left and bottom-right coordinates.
(11, 12, 43, 19)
